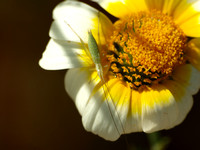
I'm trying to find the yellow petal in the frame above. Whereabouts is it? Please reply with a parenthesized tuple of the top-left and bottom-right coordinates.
(124, 0, 148, 13)
(163, 80, 186, 103)
(179, 16, 200, 37)
(92, 78, 131, 140)
(125, 89, 143, 133)
(97, 0, 132, 18)
(162, 0, 183, 16)
(174, 0, 200, 23)
(186, 38, 200, 70)
(130, 90, 142, 115)
(173, 0, 200, 37)
(91, 12, 113, 45)
(144, 0, 165, 11)
(106, 79, 145, 133)
(106, 78, 130, 106)
(130, 84, 177, 116)
(141, 84, 174, 110)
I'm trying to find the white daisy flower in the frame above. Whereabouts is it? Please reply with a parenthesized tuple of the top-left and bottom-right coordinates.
(39, 0, 200, 141)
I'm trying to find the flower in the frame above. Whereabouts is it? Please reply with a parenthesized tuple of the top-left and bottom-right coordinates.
(39, 0, 200, 141)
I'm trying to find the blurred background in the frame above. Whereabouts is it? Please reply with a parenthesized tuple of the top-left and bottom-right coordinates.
(0, 0, 200, 149)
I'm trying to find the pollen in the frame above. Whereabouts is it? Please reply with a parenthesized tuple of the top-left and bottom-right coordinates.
(107, 10, 187, 90)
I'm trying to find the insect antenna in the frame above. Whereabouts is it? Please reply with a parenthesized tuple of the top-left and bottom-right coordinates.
(96, 11, 129, 147)
(63, 21, 93, 65)
(64, 15, 128, 146)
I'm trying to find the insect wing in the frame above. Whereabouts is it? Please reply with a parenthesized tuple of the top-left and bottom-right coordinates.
(88, 15, 126, 137)
(64, 11, 126, 140)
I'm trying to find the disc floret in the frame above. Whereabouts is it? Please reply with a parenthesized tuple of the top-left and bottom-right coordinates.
(107, 10, 187, 90)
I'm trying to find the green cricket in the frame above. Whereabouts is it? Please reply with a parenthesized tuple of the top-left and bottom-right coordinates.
(64, 14, 126, 139)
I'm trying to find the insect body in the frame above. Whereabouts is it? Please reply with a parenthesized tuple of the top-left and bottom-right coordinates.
(87, 30, 123, 135)
(87, 28, 129, 147)
(64, 15, 126, 142)
(88, 31, 102, 78)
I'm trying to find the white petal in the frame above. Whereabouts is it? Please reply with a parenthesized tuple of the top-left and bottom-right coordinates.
(173, 64, 200, 95)
(50, 1, 99, 43)
(141, 84, 179, 133)
(65, 68, 130, 141)
(141, 79, 194, 133)
(141, 64, 199, 133)
(82, 87, 129, 141)
(125, 114, 142, 133)
(65, 68, 96, 115)
(53, 1, 98, 21)
(104, 79, 132, 134)
(164, 80, 193, 127)
(186, 65, 200, 95)
(82, 94, 121, 141)
(124, 90, 143, 133)
(39, 39, 92, 70)
(173, 93, 193, 126)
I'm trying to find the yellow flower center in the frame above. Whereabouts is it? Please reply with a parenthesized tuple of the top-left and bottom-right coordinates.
(106, 10, 187, 90)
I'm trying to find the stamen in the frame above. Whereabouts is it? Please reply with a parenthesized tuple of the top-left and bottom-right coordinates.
(106, 10, 187, 90)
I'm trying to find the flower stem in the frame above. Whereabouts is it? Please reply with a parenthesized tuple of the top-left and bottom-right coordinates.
(147, 132, 171, 150)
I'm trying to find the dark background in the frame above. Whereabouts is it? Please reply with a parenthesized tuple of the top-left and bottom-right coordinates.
(0, 0, 200, 149)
